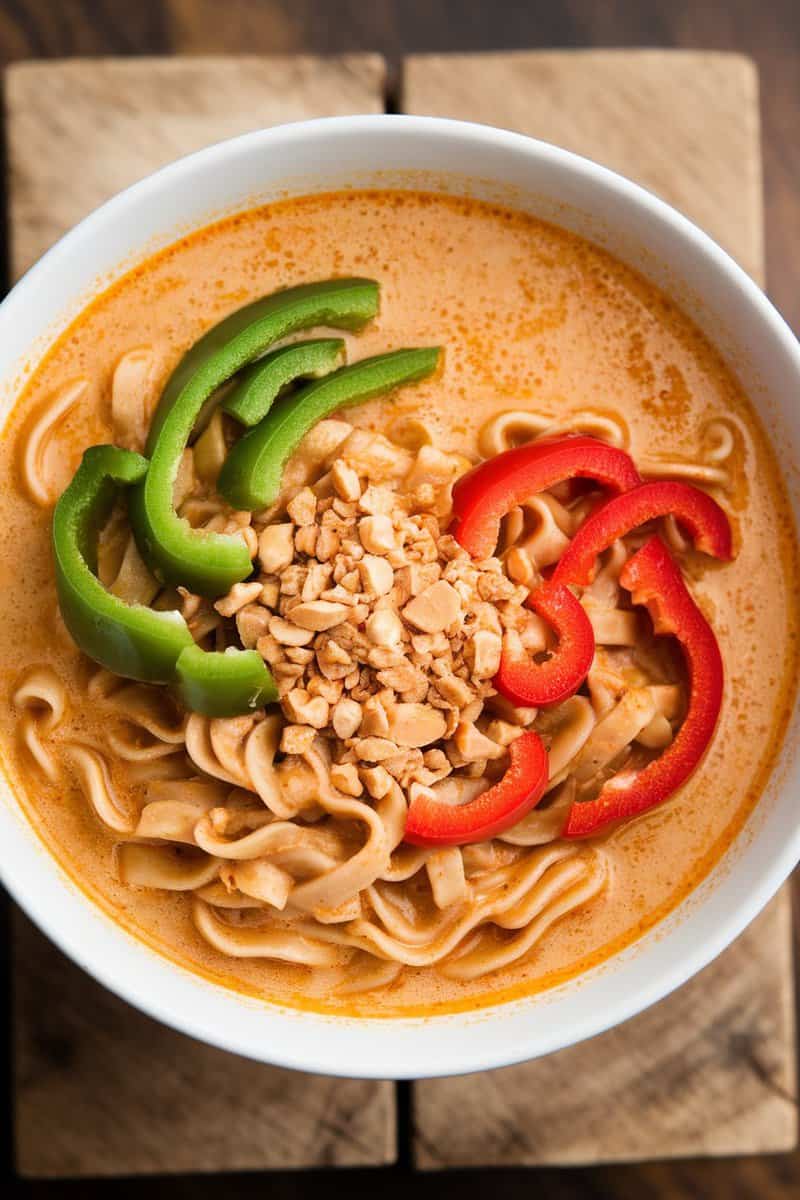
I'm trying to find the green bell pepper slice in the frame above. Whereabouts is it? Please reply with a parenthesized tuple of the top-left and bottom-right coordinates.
(217, 346, 442, 512)
(54, 445, 279, 713)
(52, 445, 195, 683)
(222, 337, 346, 427)
(174, 644, 278, 717)
(129, 277, 380, 597)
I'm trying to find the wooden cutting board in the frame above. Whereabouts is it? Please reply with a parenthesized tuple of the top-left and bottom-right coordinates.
(5, 49, 796, 1178)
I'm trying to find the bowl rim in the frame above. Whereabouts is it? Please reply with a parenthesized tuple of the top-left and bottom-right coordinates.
(1, 113, 799, 1079)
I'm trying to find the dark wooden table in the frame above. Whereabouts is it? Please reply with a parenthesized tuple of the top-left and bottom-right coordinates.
(0, 1, 797, 1197)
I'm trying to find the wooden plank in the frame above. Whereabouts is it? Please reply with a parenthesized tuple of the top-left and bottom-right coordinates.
(14, 914, 395, 1177)
(6, 53, 394, 1179)
(5, 54, 386, 278)
(414, 897, 796, 1168)
(403, 49, 764, 284)
(404, 49, 796, 1167)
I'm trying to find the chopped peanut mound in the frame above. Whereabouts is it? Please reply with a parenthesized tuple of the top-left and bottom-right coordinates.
(204, 422, 548, 801)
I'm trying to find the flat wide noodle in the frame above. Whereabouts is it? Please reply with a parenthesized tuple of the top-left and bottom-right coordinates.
(117, 844, 221, 890)
(12, 666, 67, 782)
(67, 743, 136, 834)
(440, 853, 608, 980)
(192, 898, 354, 966)
(20, 379, 88, 506)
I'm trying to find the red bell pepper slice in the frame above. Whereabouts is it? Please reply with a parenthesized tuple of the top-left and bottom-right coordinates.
(495, 581, 595, 707)
(451, 434, 642, 559)
(564, 536, 723, 838)
(404, 731, 549, 847)
(553, 480, 733, 588)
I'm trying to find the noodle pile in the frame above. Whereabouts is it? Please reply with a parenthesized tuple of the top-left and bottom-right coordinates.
(12, 371, 738, 995)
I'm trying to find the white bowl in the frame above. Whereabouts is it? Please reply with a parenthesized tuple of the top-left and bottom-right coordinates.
(1, 116, 798, 1079)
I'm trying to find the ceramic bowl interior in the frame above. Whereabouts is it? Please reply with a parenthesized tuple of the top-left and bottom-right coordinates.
(0, 116, 798, 1078)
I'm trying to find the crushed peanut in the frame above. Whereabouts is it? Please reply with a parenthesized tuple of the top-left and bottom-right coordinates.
(402, 580, 461, 633)
(258, 523, 295, 573)
(330, 762, 363, 796)
(288, 600, 351, 631)
(332, 697, 363, 739)
(359, 514, 396, 554)
(210, 422, 543, 816)
(331, 460, 362, 502)
(286, 487, 317, 526)
(214, 581, 263, 618)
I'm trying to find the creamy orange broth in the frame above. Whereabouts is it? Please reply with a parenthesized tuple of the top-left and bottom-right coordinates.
(0, 190, 797, 1016)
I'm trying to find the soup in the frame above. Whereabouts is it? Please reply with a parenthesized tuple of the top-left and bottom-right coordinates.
(1, 190, 797, 1017)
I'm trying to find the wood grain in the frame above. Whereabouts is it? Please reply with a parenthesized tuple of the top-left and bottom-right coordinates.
(414, 897, 796, 1168)
(7, 52, 394, 1179)
(5, 54, 386, 278)
(15, 914, 394, 1177)
(404, 48, 796, 1167)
